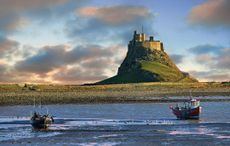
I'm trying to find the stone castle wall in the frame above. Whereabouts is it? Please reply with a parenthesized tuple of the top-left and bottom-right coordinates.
(130, 31, 164, 51)
(143, 41, 163, 51)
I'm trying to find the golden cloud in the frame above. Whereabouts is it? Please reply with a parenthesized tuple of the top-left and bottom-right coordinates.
(188, 0, 230, 26)
(77, 6, 151, 25)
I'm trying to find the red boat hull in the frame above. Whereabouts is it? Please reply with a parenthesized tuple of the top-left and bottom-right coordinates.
(172, 106, 201, 120)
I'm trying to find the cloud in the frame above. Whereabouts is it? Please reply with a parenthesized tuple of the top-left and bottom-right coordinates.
(207, 74, 230, 81)
(52, 52, 121, 84)
(189, 45, 229, 69)
(0, 15, 30, 34)
(0, 37, 19, 56)
(0, 40, 126, 83)
(53, 65, 109, 84)
(0, 63, 7, 72)
(0, 0, 68, 15)
(81, 58, 112, 70)
(12, 44, 126, 83)
(77, 6, 152, 25)
(0, 0, 70, 34)
(0, 71, 53, 84)
(188, 0, 230, 27)
(188, 45, 230, 81)
(15, 44, 116, 75)
(195, 54, 214, 64)
(67, 5, 155, 44)
(189, 70, 229, 82)
(169, 54, 184, 64)
(16, 45, 68, 74)
(215, 48, 230, 69)
(0, 56, 23, 83)
(189, 44, 222, 55)
(0, 2, 155, 84)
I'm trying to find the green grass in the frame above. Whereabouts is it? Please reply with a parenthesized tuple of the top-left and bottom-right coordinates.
(99, 60, 197, 84)
(140, 60, 184, 81)
(98, 71, 158, 84)
(99, 61, 186, 84)
(0, 82, 229, 105)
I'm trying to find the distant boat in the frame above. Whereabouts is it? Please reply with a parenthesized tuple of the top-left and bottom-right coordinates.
(30, 112, 54, 129)
(170, 99, 202, 119)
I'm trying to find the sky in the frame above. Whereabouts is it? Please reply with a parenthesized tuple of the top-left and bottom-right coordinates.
(0, 0, 229, 84)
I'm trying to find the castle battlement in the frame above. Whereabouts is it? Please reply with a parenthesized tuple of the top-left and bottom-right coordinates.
(129, 30, 164, 51)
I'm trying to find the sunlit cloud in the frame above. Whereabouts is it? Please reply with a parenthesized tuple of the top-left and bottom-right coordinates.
(0, 37, 19, 54)
(189, 70, 230, 82)
(188, 0, 230, 27)
(67, 5, 156, 48)
(0, 0, 69, 15)
(188, 45, 230, 81)
(52, 66, 108, 84)
(0, 0, 69, 34)
(15, 45, 113, 74)
(77, 6, 152, 25)
(0, 16, 30, 34)
(195, 54, 214, 64)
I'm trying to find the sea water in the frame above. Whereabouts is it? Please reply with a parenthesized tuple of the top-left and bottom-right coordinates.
(0, 100, 229, 145)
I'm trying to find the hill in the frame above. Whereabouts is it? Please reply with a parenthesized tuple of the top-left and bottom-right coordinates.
(97, 31, 197, 84)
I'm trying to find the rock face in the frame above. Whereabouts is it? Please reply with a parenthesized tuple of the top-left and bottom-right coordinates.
(97, 31, 197, 84)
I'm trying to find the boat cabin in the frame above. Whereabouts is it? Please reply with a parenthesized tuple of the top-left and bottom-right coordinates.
(191, 99, 200, 108)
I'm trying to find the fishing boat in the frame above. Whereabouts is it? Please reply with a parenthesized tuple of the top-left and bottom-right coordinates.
(30, 97, 54, 129)
(30, 112, 54, 129)
(170, 99, 202, 119)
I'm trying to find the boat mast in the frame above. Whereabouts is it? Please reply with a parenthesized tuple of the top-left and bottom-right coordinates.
(33, 97, 35, 108)
(189, 90, 192, 100)
(39, 97, 42, 108)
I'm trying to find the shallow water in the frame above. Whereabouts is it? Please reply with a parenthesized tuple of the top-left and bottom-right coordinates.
(0, 101, 229, 145)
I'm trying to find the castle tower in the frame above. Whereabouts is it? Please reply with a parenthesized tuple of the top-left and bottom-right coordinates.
(133, 30, 145, 42)
(141, 33, 146, 41)
(130, 30, 164, 52)
(141, 26, 145, 41)
(149, 36, 154, 41)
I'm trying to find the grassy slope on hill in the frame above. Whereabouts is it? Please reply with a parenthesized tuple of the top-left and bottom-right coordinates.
(98, 60, 197, 84)
(140, 60, 184, 82)
(98, 72, 158, 84)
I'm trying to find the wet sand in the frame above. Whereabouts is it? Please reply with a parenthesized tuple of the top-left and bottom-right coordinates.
(1, 123, 229, 146)
(0, 102, 230, 146)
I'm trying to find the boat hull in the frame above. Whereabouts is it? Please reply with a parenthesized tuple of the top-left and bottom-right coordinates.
(30, 117, 53, 129)
(172, 106, 201, 120)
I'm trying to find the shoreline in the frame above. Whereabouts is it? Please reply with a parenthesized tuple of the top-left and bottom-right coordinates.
(0, 93, 229, 106)
(1, 98, 230, 106)
(0, 82, 229, 105)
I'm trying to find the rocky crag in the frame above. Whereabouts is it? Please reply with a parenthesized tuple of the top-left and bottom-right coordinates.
(97, 31, 197, 84)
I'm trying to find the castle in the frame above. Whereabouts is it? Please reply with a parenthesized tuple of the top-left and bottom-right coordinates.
(129, 30, 164, 51)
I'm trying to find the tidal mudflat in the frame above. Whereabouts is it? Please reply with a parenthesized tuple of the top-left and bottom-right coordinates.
(0, 101, 229, 145)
